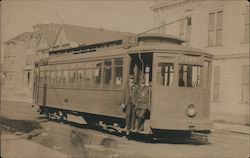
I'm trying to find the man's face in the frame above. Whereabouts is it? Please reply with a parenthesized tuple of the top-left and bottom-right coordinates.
(129, 79, 134, 86)
(141, 83, 145, 87)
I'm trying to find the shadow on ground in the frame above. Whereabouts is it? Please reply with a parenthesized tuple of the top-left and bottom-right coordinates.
(128, 132, 210, 145)
(0, 116, 42, 134)
(38, 116, 210, 145)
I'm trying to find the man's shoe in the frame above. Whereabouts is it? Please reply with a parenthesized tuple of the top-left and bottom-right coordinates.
(126, 130, 130, 136)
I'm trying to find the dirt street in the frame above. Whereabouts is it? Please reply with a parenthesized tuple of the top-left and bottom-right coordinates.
(1, 100, 249, 158)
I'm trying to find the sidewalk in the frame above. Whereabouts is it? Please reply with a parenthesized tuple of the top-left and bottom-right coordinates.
(1, 134, 70, 158)
(213, 121, 250, 135)
(1, 97, 33, 103)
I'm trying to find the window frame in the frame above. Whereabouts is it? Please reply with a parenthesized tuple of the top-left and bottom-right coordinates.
(242, 65, 249, 104)
(208, 10, 223, 47)
(178, 64, 202, 89)
(157, 62, 175, 87)
(244, 6, 249, 44)
(212, 66, 220, 102)
(40, 57, 125, 90)
(113, 58, 124, 88)
(103, 59, 113, 86)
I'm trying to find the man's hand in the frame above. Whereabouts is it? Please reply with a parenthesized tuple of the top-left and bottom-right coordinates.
(121, 103, 126, 109)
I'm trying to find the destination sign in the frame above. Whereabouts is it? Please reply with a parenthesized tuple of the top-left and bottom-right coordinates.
(180, 55, 202, 63)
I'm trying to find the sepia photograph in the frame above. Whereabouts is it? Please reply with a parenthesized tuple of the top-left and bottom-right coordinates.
(0, 0, 249, 158)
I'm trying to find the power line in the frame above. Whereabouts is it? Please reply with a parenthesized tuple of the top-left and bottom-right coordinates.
(55, 13, 66, 24)
(138, 16, 188, 35)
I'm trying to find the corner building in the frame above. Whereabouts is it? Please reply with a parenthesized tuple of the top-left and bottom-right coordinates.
(151, 0, 249, 124)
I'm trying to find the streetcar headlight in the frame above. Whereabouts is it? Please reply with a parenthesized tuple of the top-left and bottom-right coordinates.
(186, 104, 197, 117)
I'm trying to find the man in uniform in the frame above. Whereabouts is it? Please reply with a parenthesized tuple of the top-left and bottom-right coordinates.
(123, 76, 137, 135)
(134, 79, 150, 132)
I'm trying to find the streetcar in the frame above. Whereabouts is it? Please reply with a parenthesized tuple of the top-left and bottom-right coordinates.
(34, 33, 213, 137)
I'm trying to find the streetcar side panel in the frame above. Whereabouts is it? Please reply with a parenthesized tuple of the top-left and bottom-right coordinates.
(42, 88, 124, 117)
(36, 53, 129, 119)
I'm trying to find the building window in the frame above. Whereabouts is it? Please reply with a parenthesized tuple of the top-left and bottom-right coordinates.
(244, 6, 249, 43)
(242, 65, 249, 104)
(208, 11, 223, 47)
(179, 19, 185, 39)
(212, 66, 220, 101)
(179, 17, 192, 45)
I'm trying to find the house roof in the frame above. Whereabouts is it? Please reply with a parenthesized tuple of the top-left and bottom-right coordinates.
(5, 23, 185, 50)
(38, 24, 59, 46)
(35, 23, 132, 47)
(5, 23, 131, 47)
(5, 32, 31, 44)
(58, 23, 132, 45)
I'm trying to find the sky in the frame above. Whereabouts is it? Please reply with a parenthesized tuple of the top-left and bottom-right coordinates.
(0, 0, 155, 62)
(1, 0, 155, 41)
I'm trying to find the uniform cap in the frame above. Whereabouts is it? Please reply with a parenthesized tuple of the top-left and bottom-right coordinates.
(129, 75, 135, 79)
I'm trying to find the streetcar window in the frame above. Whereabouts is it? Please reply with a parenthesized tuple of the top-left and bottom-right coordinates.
(56, 70, 62, 82)
(103, 60, 112, 85)
(45, 70, 50, 84)
(93, 61, 102, 85)
(114, 58, 123, 86)
(114, 67, 123, 85)
(62, 70, 69, 83)
(51, 71, 56, 85)
(39, 71, 45, 86)
(179, 64, 201, 88)
(84, 69, 92, 88)
(77, 69, 84, 80)
(83, 62, 92, 88)
(157, 63, 174, 87)
(104, 60, 112, 67)
(69, 69, 77, 87)
(69, 64, 76, 87)
(114, 58, 123, 65)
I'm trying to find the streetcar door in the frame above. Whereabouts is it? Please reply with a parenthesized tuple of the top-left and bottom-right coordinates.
(129, 53, 153, 86)
(129, 53, 153, 112)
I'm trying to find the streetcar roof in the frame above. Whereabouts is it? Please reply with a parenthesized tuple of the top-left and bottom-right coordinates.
(46, 42, 212, 64)
(138, 33, 185, 42)
(127, 43, 212, 57)
(49, 33, 185, 55)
